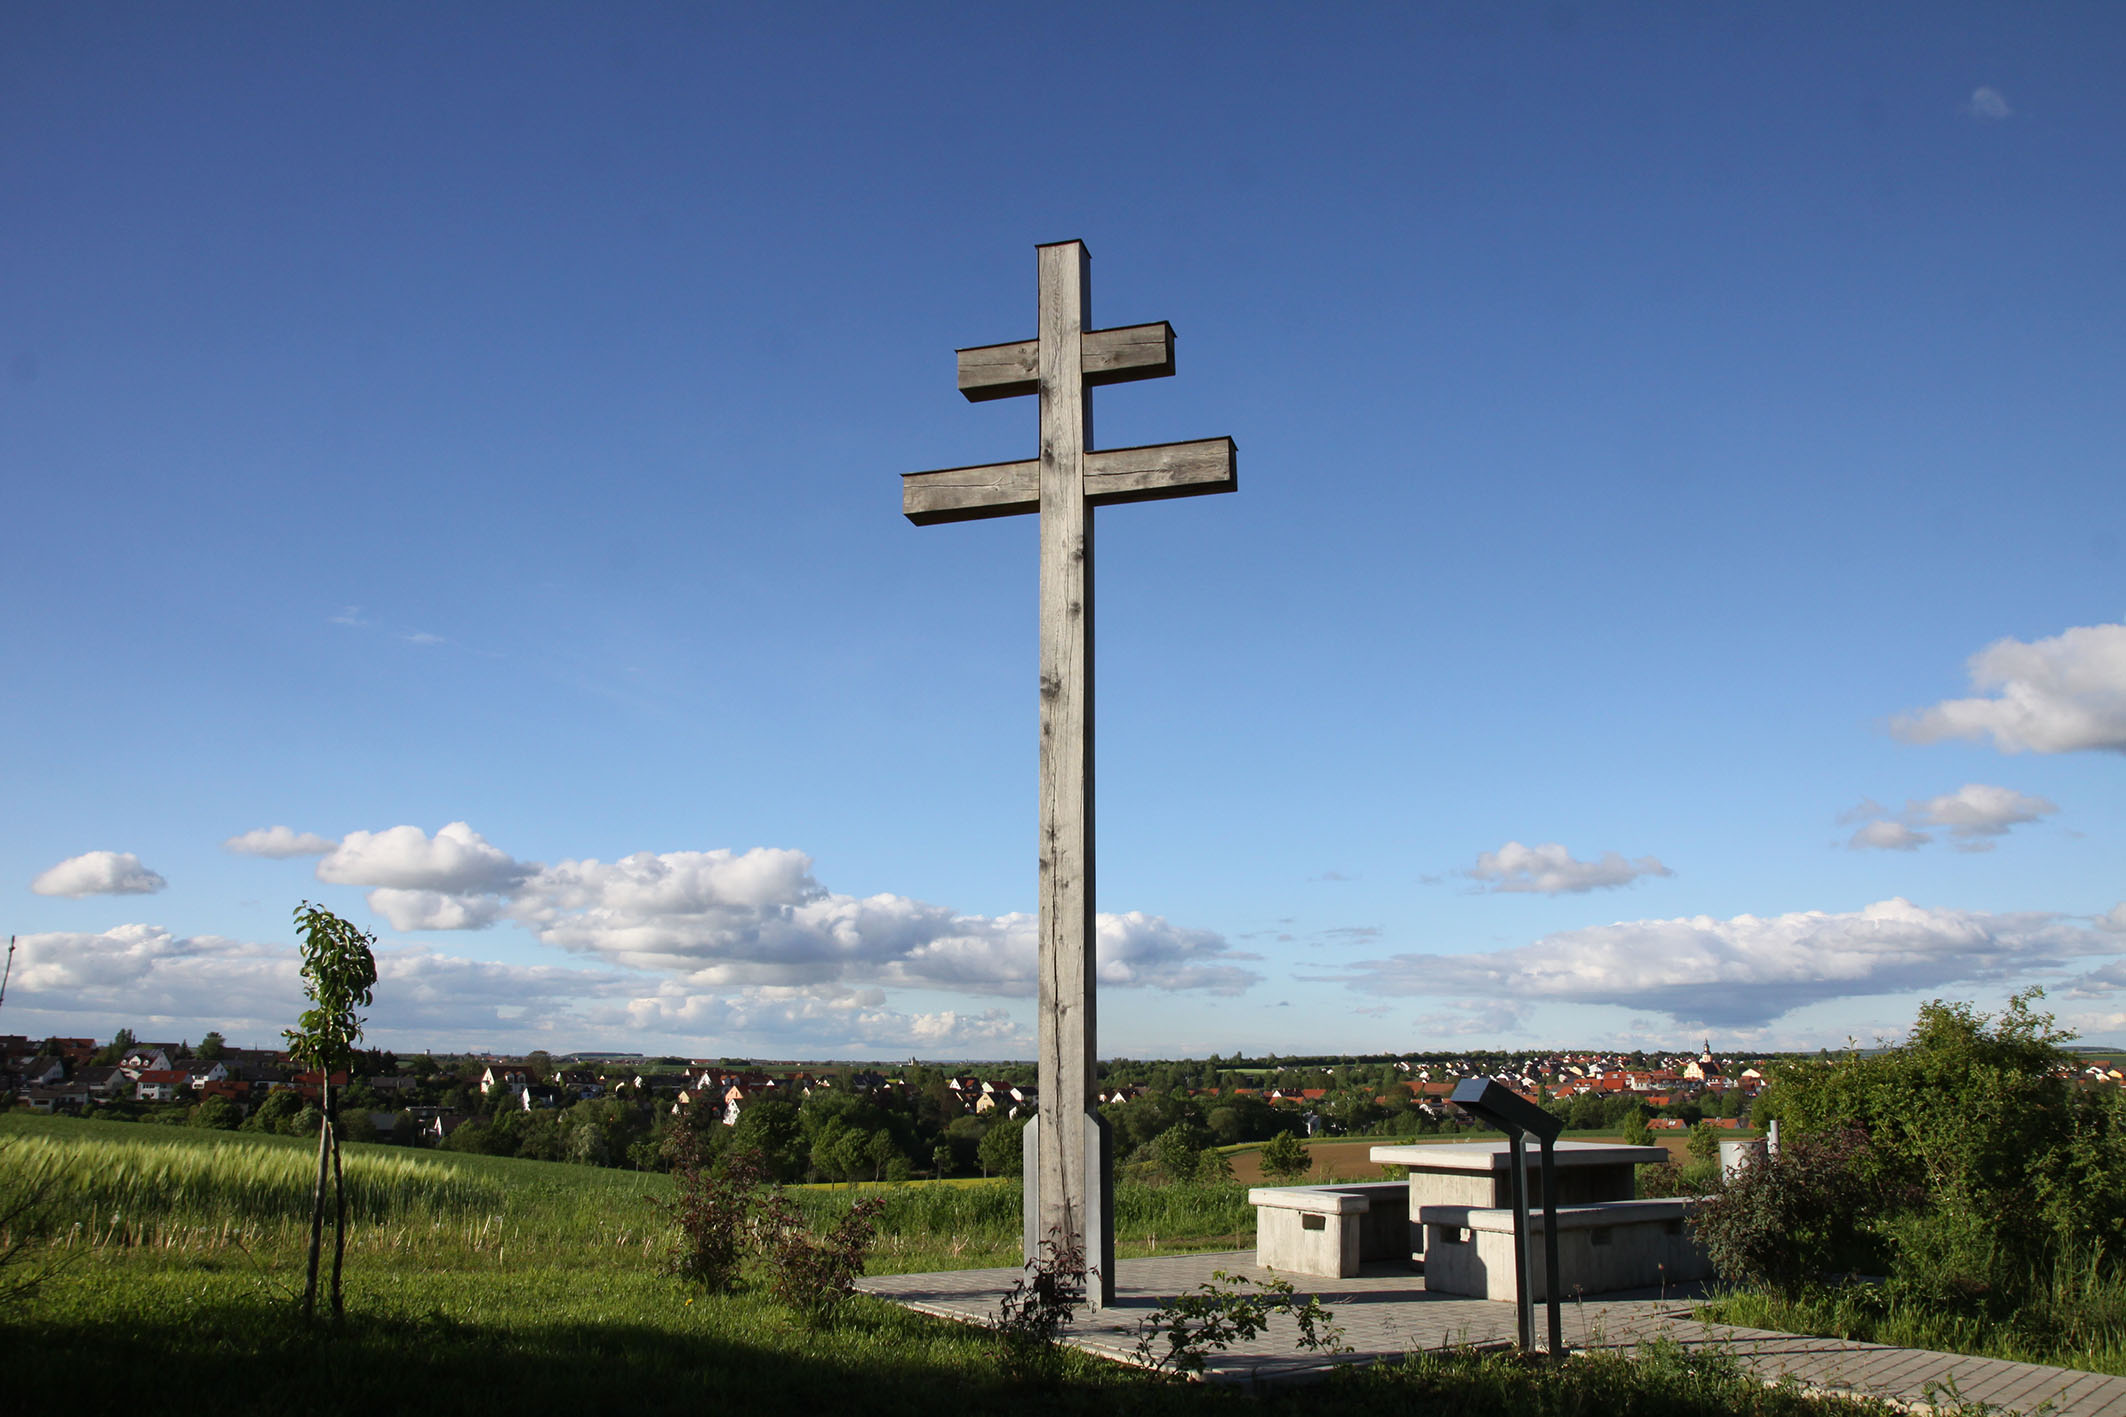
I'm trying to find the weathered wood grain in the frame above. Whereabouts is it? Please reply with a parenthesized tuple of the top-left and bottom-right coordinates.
(1034, 239, 1098, 1306)
(1082, 437, 1237, 507)
(901, 438, 1236, 524)
(900, 459, 1040, 523)
(957, 321, 1175, 401)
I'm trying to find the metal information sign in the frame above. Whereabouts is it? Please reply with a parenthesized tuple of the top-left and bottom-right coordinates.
(1449, 1077, 1566, 1355)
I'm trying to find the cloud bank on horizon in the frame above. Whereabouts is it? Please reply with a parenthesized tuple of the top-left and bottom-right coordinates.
(16, 621, 2123, 1056)
(22, 886, 2118, 1051)
(5, 922, 1030, 1055)
(1329, 898, 2124, 1031)
(266, 821, 1261, 999)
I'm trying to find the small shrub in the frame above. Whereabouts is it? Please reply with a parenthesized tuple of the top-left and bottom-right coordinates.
(660, 1122, 768, 1295)
(1637, 1156, 1686, 1197)
(1879, 1205, 2009, 1317)
(1134, 1269, 1344, 1374)
(1149, 1124, 1218, 1185)
(1259, 1131, 1312, 1182)
(188, 1097, 243, 1131)
(757, 1188, 883, 1324)
(978, 1116, 1027, 1178)
(1620, 1110, 1653, 1147)
(1639, 1152, 1721, 1199)
(1691, 1128, 1880, 1300)
(990, 1231, 1086, 1383)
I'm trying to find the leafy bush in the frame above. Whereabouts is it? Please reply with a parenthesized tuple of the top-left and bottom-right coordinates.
(988, 1231, 1086, 1383)
(977, 1115, 1026, 1178)
(188, 1096, 242, 1131)
(1150, 1123, 1212, 1184)
(1690, 1128, 1883, 1299)
(660, 1121, 768, 1295)
(1760, 993, 2126, 1318)
(756, 1188, 883, 1324)
(1637, 1155, 1719, 1198)
(659, 1115, 885, 1320)
(1133, 1269, 1344, 1374)
(1259, 1130, 1312, 1181)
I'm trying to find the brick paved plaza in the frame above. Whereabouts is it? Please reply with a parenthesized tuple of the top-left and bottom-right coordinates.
(858, 1250, 2126, 1415)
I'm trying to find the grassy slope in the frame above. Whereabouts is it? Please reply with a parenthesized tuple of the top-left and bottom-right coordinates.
(2, 1115, 1893, 1417)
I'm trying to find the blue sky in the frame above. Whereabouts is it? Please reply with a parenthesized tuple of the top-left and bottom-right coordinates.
(5, 4, 2121, 1060)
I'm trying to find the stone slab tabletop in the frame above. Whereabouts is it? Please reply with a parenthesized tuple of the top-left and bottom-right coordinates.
(1371, 1140, 1670, 1171)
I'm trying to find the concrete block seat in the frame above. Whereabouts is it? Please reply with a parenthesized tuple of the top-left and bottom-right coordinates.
(1419, 1197, 1712, 1302)
(1248, 1182, 1412, 1278)
(1370, 1140, 1671, 1261)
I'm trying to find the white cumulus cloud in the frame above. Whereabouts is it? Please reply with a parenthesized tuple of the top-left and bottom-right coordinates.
(1848, 819, 1930, 852)
(317, 822, 534, 894)
(1328, 898, 2119, 1029)
(514, 847, 1259, 996)
(1466, 841, 1673, 895)
(1911, 783, 2058, 847)
(1894, 623, 2126, 754)
(1966, 86, 2012, 120)
(0, 903, 1219, 1058)
(617, 983, 1032, 1053)
(7, 924, 637, 1044)
(366, 888, 509, 932)
(1844, 784, 2057, 852)
(224, 825, 338, 858)
(305, 824, 1259, 997)
(31, 851, 168, 898)
(12, 924, 297, 1030)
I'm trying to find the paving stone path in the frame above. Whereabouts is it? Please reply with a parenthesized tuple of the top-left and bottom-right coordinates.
(858, 1250, 2126, 1414)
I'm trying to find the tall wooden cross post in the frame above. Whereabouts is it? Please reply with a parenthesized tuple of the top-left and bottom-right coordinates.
(903, 241, 1236, 1308)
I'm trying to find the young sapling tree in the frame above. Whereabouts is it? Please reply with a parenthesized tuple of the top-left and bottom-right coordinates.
(284, 901, 378, 1322)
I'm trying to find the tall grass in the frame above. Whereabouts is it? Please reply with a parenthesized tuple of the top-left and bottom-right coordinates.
(2, 1116, 1262, 1273)
(786, 1177, 1255, 1247)
(1702, 1262, 2126, 1378)
(5, 1132, 506, 1241)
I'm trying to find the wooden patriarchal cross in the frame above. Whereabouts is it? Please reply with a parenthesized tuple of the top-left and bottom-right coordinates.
(903, 240, 1236, 1308)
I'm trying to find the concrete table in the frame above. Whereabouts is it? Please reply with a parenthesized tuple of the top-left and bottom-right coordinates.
(1369, 1140, 1669, 1260)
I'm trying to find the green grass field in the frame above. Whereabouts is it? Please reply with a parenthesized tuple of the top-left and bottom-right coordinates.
(0, 1114, 1898, 1416)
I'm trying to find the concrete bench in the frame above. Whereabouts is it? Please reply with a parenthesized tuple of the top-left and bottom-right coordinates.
(1248, 1182, 1411, 1278)
(1418, 1197, 1711, 1302)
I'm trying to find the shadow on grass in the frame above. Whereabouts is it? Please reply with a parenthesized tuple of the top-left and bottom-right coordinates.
(3, 1294, 1212, 1417)
(6, 1299, 1911, 1417)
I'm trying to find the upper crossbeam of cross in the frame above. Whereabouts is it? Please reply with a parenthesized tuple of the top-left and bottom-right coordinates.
(901, 242, 1236, 524)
